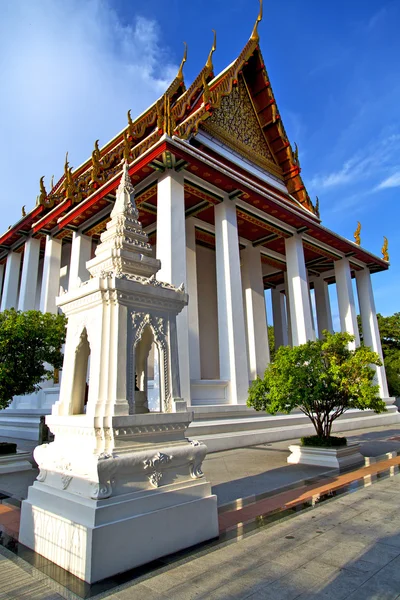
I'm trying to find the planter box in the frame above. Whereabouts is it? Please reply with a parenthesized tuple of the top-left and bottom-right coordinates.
(287, 443, 364, 471)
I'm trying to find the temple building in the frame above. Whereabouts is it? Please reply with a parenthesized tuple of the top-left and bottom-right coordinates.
(0, 5, 397, 446)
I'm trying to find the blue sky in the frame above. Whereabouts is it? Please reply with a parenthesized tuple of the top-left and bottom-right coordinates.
(0, 0, 399, 319)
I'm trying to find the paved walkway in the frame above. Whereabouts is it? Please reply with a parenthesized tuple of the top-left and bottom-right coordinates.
(1, 471, 400, 598)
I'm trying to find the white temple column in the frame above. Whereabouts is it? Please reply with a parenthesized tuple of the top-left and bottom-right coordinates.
(271, 288, 288, 349)
(68, 231, 92, 289)
(355, 268, 389, 398)
(18, 237, 41, 311)
(156, 171, 191, 404)
(314, 277, 333, 338)
(284, 275, 293, 346)
(185, 218, 201, 380)
(0, 252, 22, 310)
(215, 197, 249, 403)
(0, 263, 5, 304)
(241, 245, 270, 379)
(334, 257, 360, 350)
(40, 236, 62, 314)
(285, 234, 315, 346)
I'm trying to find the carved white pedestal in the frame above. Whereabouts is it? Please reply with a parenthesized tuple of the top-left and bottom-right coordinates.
(19, 413, 218, 583)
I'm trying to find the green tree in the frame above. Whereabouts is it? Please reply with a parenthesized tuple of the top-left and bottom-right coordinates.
(267, 325, 275, 362)
(0, 309, 67, 409)
(358, 312, 400, 397)
(248, 331, 386, 441)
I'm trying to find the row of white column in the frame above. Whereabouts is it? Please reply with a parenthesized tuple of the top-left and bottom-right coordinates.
(0, 231, 92, 315)
(271, 248, 388, 398)
(156, 171, 269, 405)
(0, 170, 388, 402)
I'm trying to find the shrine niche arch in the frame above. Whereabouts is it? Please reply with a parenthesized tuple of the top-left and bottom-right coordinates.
(128, 312, 171, 414)
(70, 327, 91, 415)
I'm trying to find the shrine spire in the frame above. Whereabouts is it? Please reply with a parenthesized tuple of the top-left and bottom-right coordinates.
(111, 160, 138, 219)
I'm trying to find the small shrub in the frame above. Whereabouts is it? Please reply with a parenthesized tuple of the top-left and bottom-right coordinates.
(248, 331, 386, 440)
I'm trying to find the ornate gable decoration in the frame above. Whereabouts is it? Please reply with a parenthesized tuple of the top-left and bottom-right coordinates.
(202, 76, 275, 173)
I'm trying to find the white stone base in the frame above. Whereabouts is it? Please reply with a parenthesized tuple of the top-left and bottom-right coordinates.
(19, 478, 218, 583)
(287, 443, 364, 470)
(0, 451, 33, 474)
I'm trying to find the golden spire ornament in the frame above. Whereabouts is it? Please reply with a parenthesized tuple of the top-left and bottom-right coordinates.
(39, 176, 47, 204)
(250, 0, 263, 42)
(205, 30, 217, 73)
(382, 236, 389, 261)
(202, 72, 211, 105)
(21, 205, 26, 217)
(354, 221, 361, 245)
(123, 130, 131, 162)
(176, 42, 188, 83)
(315, 196, 320, 218)
(127, 110, 135, 137)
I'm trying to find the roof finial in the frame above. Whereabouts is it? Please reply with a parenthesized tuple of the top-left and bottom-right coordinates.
(354, 221, 361, 246)
(202, 72, 211, 104)
(205, 30, 217, 72)
(177, 42, 188, 82)
(250, 0, 263, 42)
(39, 176, 47, 205)
(382, 236, 389, 262)
(315, 196, 320, 218)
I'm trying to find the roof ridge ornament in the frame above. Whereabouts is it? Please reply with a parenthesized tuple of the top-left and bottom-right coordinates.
(382, 236, 389, 262)
(354, 221, 361, 246)
(177, 42, 188, 83)
(205, 30, 217, 72)
(250, 0, 263, 42)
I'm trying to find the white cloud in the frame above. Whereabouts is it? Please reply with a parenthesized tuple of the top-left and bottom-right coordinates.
(0, 0, 178, 226)
(376, 171, 400, 190)
(310, 134, 400, 191)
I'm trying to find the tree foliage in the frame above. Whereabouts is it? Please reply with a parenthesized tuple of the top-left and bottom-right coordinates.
(248, 331, 386, 439)
(358, 312, 400, 397)
(0, 309, 67, 409)
(267, 325, 275, 362)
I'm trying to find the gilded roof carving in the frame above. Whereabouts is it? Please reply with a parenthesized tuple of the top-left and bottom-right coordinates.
(203, 77, 274, 170)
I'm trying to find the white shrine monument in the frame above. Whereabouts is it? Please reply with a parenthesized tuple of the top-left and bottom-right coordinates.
(19, 163, 218, 583)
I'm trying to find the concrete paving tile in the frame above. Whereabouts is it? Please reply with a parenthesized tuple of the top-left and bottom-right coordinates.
(317, 540, 370, 568)
(248, 567, 325, 600)
(360, 542, 400, 565)
(111, 582, 168, 600)
(345, 577, 400, 600)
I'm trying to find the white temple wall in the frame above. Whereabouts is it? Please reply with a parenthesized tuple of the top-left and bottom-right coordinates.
(196, 244, 220, 380)
(35, 258, 44, 311)
(60, 241, 72, 292)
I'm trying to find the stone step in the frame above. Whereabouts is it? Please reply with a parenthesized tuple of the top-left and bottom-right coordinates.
(187, 406, 400, 452)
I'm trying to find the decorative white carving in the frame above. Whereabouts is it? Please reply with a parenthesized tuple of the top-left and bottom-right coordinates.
(90, 482, 113, 499)
(36, 469, 47, 482)
(143, 452, 171, 470)
(143, 452, 172, 488)
(149, 472, 163, 488)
